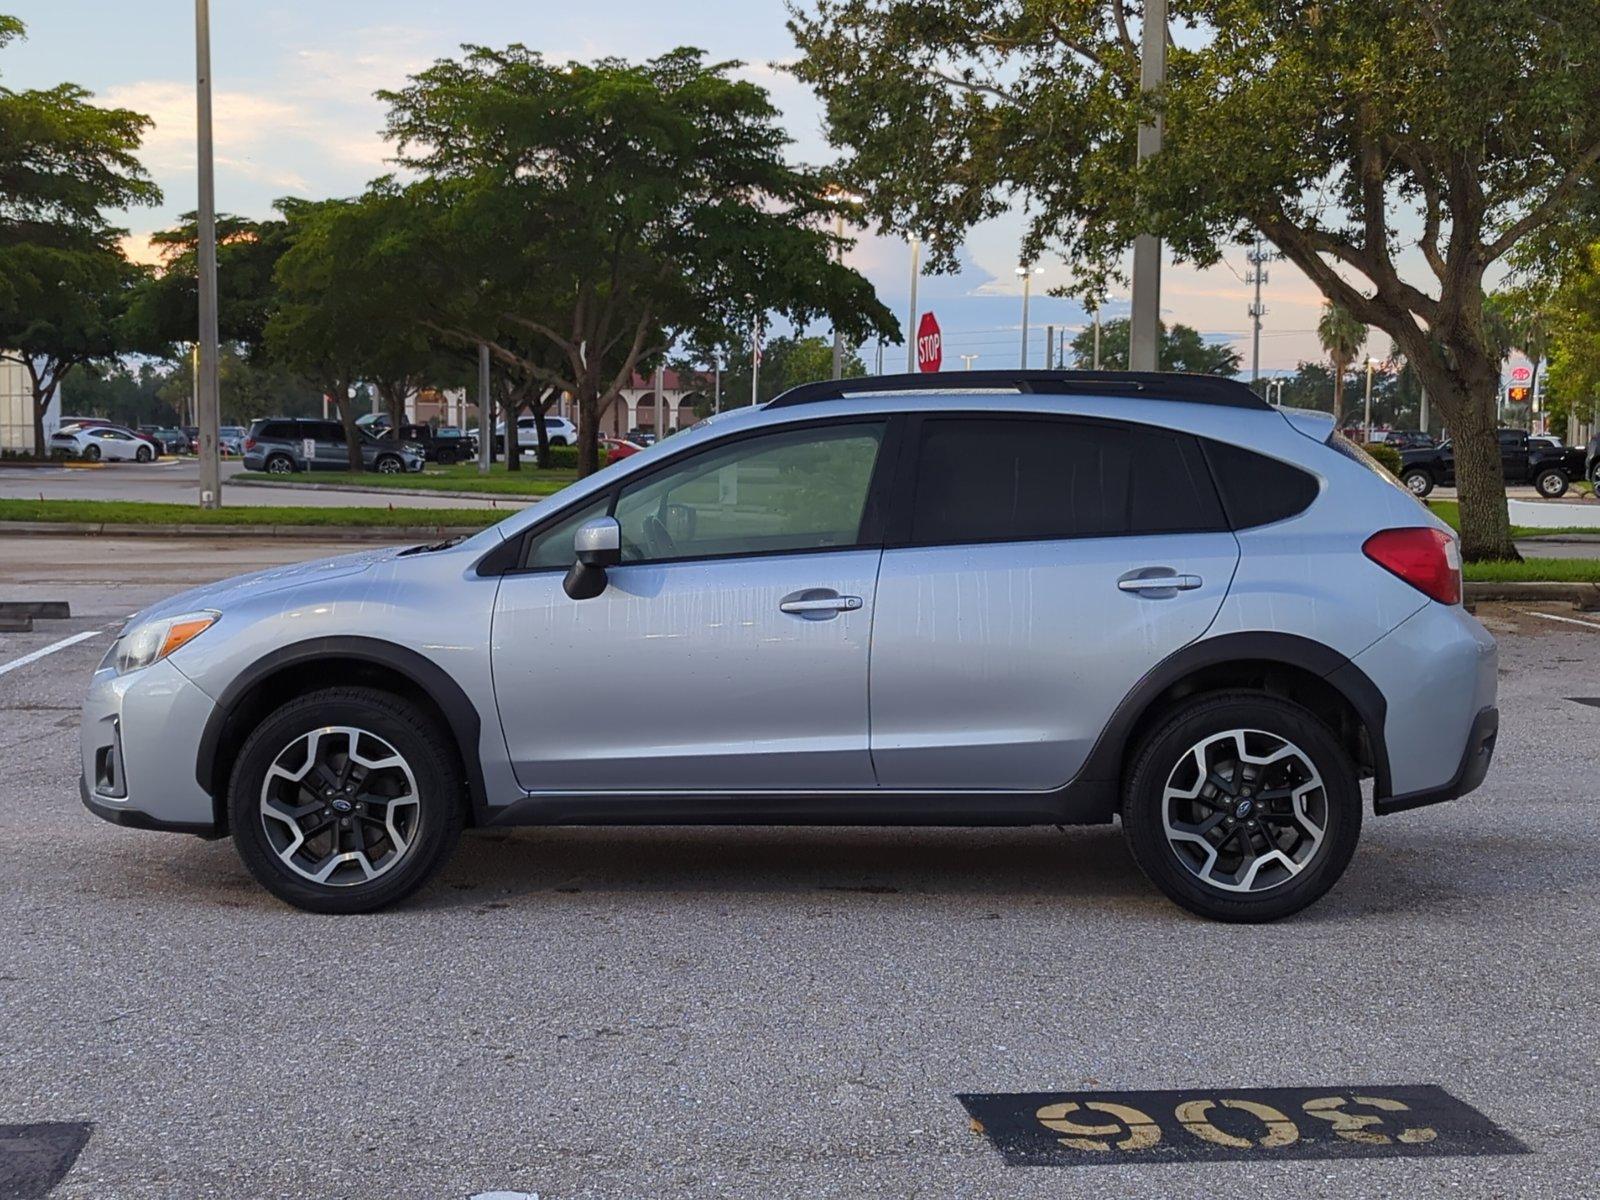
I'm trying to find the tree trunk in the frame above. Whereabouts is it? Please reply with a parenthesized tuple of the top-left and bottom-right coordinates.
(577, 380, 602, 476)
(532, 400, 551, 470)
(1331, 367, 1344, 426)
(502, 385, 521, 470)
(32, 394, 47, 460)
(383, 384, 407, 438)
(332, 385, 364, 473)
(1413, 347, 1517, 561)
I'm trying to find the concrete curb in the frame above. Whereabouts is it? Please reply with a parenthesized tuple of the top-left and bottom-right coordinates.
(0, 520, 488, 541)
(1518, 533, 1600, 545)
(1465, 580, 1600, 604)
(228, 477, 541, 504)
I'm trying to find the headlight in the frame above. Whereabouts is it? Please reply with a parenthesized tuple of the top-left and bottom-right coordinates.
(112, 610, 219, 675)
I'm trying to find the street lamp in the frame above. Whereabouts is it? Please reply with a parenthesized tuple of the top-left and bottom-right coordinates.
(1363, 357, 1380, 443)
(1016, 264, 1043, 368)
(824, 187, 862, 380)
(194, 0, 222, 508)
(960, 354, 979, 371)
(906, 235, 921, 373)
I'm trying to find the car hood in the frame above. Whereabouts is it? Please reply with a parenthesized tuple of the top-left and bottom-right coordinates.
(128, 547, 400, 626)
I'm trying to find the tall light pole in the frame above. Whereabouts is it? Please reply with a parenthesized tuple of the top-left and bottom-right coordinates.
(1045, 323, 1056, 369)
(194, 0, 222, 509)
(1092, 309, 1103, 369)
(906, 236, 921, 372)
(1016, 264, 1042, 367)
(960, 354, 979, 371)
(1128, 0, 1167, 372)
(1363, 357, 1379, 443)
(712, 356, 722, 415)
(476, 342, 491, 474)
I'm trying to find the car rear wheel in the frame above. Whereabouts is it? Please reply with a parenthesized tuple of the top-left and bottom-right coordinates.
(436, 447, 458, 465)
(1121, 692, 1361, 922)
(1534, 467, 1569, 499)
(375, 455, 403, 474)
(264, 454, 294, 475)
(1401, 467, 1433, 497)
(229, 687, 465, 913)
(82, 443, 100, 462)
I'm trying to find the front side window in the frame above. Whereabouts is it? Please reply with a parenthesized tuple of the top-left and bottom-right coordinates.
(613, 422, 886, 563)
(522, 497, 610, 569)
(909, 417, 1224, 545)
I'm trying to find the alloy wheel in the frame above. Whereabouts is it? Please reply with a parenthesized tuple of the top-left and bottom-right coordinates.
(267, 456, 292, 474)
(1161, 728, 1328, 893)
(1404, 472, 1429, 496)
(258, 726, 421, 886)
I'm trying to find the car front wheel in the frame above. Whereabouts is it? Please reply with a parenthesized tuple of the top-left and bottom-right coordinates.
(1534, 467, 1569, 499)
(135, 445, 153, 463)
(1401, 468, 1434, 497)
(228, 687, 465, 913)
(375, 455, 403, 474)
(1121, 692, 1361, 922)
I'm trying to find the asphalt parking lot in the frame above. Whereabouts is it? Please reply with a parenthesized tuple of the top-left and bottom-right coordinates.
(2, 536, 1598, 1199)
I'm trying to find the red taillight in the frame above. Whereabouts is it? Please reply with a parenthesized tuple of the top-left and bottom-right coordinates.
(243, 436, 256, 451)
(1363, 527, 1462, 605)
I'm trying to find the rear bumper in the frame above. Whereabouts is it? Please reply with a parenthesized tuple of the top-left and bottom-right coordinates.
(1374, 706, 1498, 816)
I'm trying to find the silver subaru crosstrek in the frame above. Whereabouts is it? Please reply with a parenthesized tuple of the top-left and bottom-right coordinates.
(80, 371, 1497, 922)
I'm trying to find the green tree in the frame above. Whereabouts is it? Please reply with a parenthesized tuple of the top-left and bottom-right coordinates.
(1545, 244, 1600, 439)
(1067, 318, 1239, 375)
(716, 333, 868, 407)
(1316, 303, 1367, 426)
(380, 46, 898, 475)
(789, 0, 1600, 559)
(0, 14, 160, 451)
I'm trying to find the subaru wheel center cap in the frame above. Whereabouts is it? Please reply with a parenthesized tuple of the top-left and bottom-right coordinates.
(1235, 798, 1255, 818)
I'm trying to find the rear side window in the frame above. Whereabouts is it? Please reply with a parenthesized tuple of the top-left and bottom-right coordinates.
(908, 418, 1225, 545)
(1203, 440, 1320, 528)
(258, 421, 291, 440)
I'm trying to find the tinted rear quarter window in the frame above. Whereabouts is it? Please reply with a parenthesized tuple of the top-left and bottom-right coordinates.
(909, 417, 1225, 545)
(1203, 440, 1321, 528)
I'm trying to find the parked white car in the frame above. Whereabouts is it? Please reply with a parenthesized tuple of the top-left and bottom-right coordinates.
(493, 415, 577, 448)
(50, 424, 155, 463)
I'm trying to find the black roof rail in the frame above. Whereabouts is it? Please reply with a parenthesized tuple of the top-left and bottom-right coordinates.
(765, 369, 1272, 411)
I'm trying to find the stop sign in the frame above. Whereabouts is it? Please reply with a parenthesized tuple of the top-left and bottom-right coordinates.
(916, 311, 942, 372)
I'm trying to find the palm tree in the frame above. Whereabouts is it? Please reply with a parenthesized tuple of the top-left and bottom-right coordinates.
(1317, 302, 1366, 425)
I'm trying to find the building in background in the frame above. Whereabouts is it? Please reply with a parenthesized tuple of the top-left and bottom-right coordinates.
(0, 358, 58, 454)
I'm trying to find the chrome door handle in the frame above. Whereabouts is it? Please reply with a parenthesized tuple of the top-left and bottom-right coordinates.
(1118, 574, 1203, 593)
(779, 595, 863, 613)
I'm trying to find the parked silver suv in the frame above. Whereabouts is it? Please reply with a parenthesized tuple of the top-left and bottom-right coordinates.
(80, 372, 1497, 921)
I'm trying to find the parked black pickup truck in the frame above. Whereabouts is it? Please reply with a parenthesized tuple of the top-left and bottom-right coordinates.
(1399, 429, 1587, 498)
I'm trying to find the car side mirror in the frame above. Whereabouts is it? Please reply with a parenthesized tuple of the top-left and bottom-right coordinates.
(564, 516, 622, 600)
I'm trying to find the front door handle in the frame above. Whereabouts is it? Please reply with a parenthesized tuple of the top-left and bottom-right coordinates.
(779, 594, 863, 614)
(1117, 573, 1203, 593)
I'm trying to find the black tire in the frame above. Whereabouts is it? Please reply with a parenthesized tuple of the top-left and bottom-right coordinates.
(135, 444, 152, 463)
(1401, 467, 1433, 498)
(83, 443, 100, 462)
(1121, 692, 1362, 923)
(1534, 467, 1569, 499)
(375, 454, 403, 474)
(265, 453, 294, 475)
(228, 687, 465, 913)
(435, 447, 458, 466)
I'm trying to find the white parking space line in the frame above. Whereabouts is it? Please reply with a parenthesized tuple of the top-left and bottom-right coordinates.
(1518, 609, 1600, 631)
(0, 630, 104, 678)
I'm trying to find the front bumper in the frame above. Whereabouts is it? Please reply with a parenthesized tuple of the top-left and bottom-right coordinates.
(80, 658, 223, 836)
(1374, 706, 1498, 816)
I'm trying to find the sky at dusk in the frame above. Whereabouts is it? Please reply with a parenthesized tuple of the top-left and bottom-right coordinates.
(6, 0, 1402, 374)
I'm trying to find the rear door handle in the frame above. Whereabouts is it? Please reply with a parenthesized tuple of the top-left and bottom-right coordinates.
(1117, 573, 1203, 593)
(780, 594, 863, 614)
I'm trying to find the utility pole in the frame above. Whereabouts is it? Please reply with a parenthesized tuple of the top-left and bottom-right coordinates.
(1363, 357, 1377, 443)
(751, 312, 761, 406)
(654, 361, 665, 434)
(194, 0, 222, 509)
(875, 340, 884, 375)
(712, 357, 722, 415)
(906, 237, 921, 372)
(1129, 0, 1166, 371)
(1016, 264, 1042, 367)
(1092, 310, 1103, 369)
(476, 342, 491, 474)
(1246, 235, 1278, 385)
(1045, 324, 1055, 369)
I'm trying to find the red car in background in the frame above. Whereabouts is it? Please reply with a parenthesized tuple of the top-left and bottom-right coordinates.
(600, 436, 644, 466)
